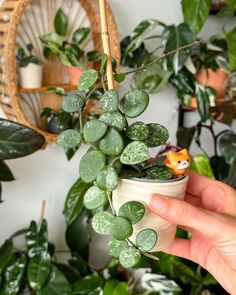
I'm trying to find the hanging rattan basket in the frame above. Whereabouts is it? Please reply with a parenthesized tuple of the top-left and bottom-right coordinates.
(0, 0, 120, 142)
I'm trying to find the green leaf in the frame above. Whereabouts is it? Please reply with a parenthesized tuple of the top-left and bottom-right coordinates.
(40, 33, 64, 49)
(103, 280, 129, 295)
(68, 253, 88, 277)
(100, 90, 119, 112)
(46, 87, 66, 96)
(190, 154, 215, 179)
(111, 216, 133, 240)
(126, 122, 149, 141)
(120, 141, 149, 165)
(1, 256, 26, 295)
(83, 186, 107, 209)
(53, 263, 80, 284)
(162, 23, 195, 74)
(27, 257, 51, 291)
(226, 26, 236, 72)
(96, 166, 118, 191)
(37, 266, 71, 295)
(107, 239, 129, 258)
(57, 129, 82, 149)
(100, 53, 108, 73)
(54, 8, 68, 36)
(83, 120, 108, 143)
(146, 166, 172, 180)
(118, 201, 145, 224)
(0, 119, 45, 160)
(92, 211, 114, 235)
(113, 72, 125, 83)
(78, 69, 98, 90)
(0, 161, 14, 181)
(177, 126, 196, 149)
(72, 273, 104, 295)
(120, 89, 149, 118)
(64, 178, 92, 226)
(119, 247, 141, 268)
(226, 0, 236, 10)
(99, 128, 124, 156)
(99, 112, 127, 131)
(144, 123, 169, 147)
(62, 90, 86, 113)
(73, 27, 90, 45)
(79, 150, 106, 183)
(0, 240, 14, 275)
(181, 0, 210, 34)
(136, 229, 157, 251)
(196, 85, 211, 122)
(219, 131, 236, 164)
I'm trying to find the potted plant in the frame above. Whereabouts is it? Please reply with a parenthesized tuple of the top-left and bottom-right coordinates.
(40, 8, 101, 86)
(16, 44, 43, 88)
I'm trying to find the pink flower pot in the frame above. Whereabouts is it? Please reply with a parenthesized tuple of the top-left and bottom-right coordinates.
(66, 66, 84, 86)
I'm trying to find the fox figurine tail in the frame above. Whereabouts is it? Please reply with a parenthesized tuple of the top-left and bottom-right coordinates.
(165, 149, 190, 177)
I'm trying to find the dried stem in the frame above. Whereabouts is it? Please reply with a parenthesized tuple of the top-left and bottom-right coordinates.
(40, 200, 46, 220)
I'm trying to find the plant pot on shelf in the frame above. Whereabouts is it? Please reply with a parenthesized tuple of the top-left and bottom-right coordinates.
(19, 63, 43, 88)
(66, 66, 84, 86)
(112, 175, 189, 252)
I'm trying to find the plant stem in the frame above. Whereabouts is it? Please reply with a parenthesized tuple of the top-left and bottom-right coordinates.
(110, 156, 120, 167)
(79, 110, 83, 135)
(145, 35, 162, 40)
(127, 238, 159, 261)
(107, 191, 116, 215)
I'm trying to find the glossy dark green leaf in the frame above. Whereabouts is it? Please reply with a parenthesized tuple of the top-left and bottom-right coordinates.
(99, 112, 127, 131)
(57, 129, 82, 149)
(79, 150, 106, 183)
(120, 141, 149, 165)
(0, 161, 14, 181)
(72, 273, 104, 295)
(83, 120, 108, 143)
(0, 240, 14, 275)
(92, 211, 114, 235)
(27, 257, 51, 291)
(64, 178, 92, 226)
(119, 247, 141, 268)
(226, 26, 236, 72)
(100, 90, 119, 112)
(111, 216, 133, 240)
(181, 0, 210, 34)
(113, 73, 126, 83)
(162, 23, 195, 74)
(99, 128, 124, 156)
(73, 28, 90, 45)
(68, 253, 88, 277)
(1, 256, 27, 295)
(219, 131, 236, 164)
(54, 8, 68, 36)
(107, 239, 129, 258)
(83, 185, 107, 209)
(53, 263, 80, 284)
(144, 123, 169, 147)
(0, 119, 45, 160)
(37, 266, 71, 295)
(62, 91, 86, 113)
(196, 85, 211, 122)
(146, 166, 172, 180)
(136, 228, 157, 251)
(118, 201, 145, 224)
(120, 90, 149, 118)
(78, 69, 98, 90)
(96, 166, 118, 191)
(126, 122, 149, 141)
(177, 126, 195, 149)
(103, 280, 129, 295)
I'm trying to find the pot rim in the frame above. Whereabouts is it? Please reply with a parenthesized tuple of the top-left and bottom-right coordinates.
(123, 173, 187, 184)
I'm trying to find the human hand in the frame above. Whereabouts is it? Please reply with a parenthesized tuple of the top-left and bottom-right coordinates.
(149, 171, 236, 295)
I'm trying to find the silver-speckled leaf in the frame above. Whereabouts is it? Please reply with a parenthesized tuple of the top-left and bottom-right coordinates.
(96, 166, 119, 191)
(111, 216, 133, 240)
(136, 228, 157, 251)
(78, 69, 98, 90)
(83, 120, 108, 143)
(108, 239, 129, 258)
(126, 121, 149, 141)
(99, 112, 127, 131)
(62, 90, 86, 112)
(118, 201, 145, 224)
(119, 247, 141, 268)
(57, 129, 82, 149)
(100, 89, 119, 112)
(120, 141, 149, 165)
(83, 186, 107, 209)
(99, 128, 124, 156)
(144, 123, 169, 147)
(92, 211, 114, 235)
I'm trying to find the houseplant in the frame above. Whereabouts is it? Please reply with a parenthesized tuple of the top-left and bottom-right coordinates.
(40, 8, 101, 85)
(16, 44, 43, 88)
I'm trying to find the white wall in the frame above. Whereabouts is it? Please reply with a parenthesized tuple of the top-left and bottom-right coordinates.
(0, 0, 235, 265)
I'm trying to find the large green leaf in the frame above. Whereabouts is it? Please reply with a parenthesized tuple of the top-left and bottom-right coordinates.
(72, 273, 104, 295)
(118, 201, 145, 224)
(120, 141, 149, 165)
(219, 131, 236, 164)
(103, 280, 129, 295)
(0, 119, 45, 160)
(99, 128, 124, 156)
(40, 33, 64, 50)
(78, 69, 98, 90)
(83, 185, 107, 209)
(0, 161, 14, 181)
(96, 166, 118, 191)
(0, 240, 14, 275)
(195, 85, 211, 122)
(144, 123, 169, 147)
(181, 0, 210, 34)
(162, 23, 195, 74)
(225, 26, 236, 72)
(189, 154, 215, 179)
(37, 266, 72, 295)
(64, 178, 92, 226)
(73, 28, 91, 45)
(54, 8, 68, 37)
(126, 122, 149, 141)
(92, 211, 114, 235)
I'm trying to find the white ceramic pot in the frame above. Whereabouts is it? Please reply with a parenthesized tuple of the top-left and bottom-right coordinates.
(112, 175, 189, 252)
(19, 63, 43, 88)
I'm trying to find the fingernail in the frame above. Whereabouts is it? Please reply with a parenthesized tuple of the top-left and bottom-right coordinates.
(149, 194, 168, 212)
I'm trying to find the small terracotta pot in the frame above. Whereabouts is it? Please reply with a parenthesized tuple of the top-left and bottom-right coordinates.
(112, 175, 189, 252)
(66, 66, 84, 86)
(19, 63, 43, 88)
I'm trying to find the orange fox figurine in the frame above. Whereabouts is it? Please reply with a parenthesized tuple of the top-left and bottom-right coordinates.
(165, 149, 190, 177)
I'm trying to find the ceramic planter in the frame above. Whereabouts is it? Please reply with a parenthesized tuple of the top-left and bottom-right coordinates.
(19, 63, 43, 88)
(112, 175, 189, 252)
(66, 66, 84, 86)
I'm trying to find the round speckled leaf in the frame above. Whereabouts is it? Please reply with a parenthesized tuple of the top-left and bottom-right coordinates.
(99, 128, 124, 156)
(108, 239, 129, 258)
(146, 166, 172, 180)
(96, 166, 119, 191)
(99, 112, 127, 131)
(79, 151, 106, 183)
(118, 201, 145, 224)
(126, 122, 149, 141)
(144, 123, 169, 147)
(120, 89, 149, 118)
(100, 89, 119, 112)
(83, 186, 107, 209)
(136, 229, 157, 251)
(57, 129, 82, 148)
(120, 141, 149, 165)
(78, 69, 98, 90)
(83, 120, 108, 143)
(92, 211, 114, 235)
(119, 247, 141, 268)
(108, 157, 123, 174)
(62, 90, 86, 112)
(111, 216, 133, 240)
